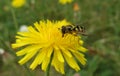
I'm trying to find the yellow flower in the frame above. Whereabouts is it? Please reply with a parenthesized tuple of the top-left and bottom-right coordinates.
(12, 20, 87, 74)
(59, 0, 73, 5)
(11, 0, 26, 8)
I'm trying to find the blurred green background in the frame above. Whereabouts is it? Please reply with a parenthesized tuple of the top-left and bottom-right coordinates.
(0, 0, 120, 76)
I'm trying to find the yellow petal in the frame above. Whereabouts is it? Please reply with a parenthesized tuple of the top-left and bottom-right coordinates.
(34, 22, 41, 32)
(41, 47, 53, 71)
(16, 45, 41, 56)
(52, 52, 65, 74)
(30, 48, 47, 70)
(63, 53, 80, 71)
(79, 40, 84, 45)
(78, 46, 88, 52)
(17, 32, 29, 37)
(41, 56, 51, 71)
(60, 46, 72, 57)
(12, 42, 29, 48)
(27, 26, 40, 35)
(16, 46, 33, 56)
(18, 50, 37, 65)
(73, 51, 87, 65)
(54, 45, 64, 62)
(47, 47, 53, 57)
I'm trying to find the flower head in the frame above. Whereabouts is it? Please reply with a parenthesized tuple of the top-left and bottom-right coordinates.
(12, 20, 87, 74)
(11, 0, 26, 8)
(73, 3, 80, 12)
(59, 0, 73, 5)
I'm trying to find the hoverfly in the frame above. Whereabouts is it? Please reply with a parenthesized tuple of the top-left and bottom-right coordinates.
(60, 23, 87, 37)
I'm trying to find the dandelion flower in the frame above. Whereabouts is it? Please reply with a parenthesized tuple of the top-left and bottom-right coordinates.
(59, 0, 73, 5)
(12, 20, 87, 74)
(11, 0, 26, 8)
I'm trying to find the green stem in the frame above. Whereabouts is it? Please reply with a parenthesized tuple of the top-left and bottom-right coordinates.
(45, 54, 53, 76)
(45, 63, 51, 76)
(8, 0, 18, 31)
(11, 7, 18, 31)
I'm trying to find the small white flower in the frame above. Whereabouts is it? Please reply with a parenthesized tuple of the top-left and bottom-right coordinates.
(0, 48, 5, 55)
(19, 25, 28, 32)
